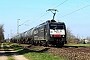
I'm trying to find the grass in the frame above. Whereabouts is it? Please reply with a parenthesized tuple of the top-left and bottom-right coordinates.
(24, 52, 67, 60)
(3, 43, 9, 51)
(7, 56, 15, 60)
(6, 42, 11, 45)
(11, 44, 68, 60)
(17, 49, 67, 60)
(11, 44, 24, 51)
(65, 43, 90, 47)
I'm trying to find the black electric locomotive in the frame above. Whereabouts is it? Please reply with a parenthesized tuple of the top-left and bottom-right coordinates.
(10, 20, 67, 47)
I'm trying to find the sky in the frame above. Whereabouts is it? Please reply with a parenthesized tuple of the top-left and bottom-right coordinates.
(0, 0, 90, 39)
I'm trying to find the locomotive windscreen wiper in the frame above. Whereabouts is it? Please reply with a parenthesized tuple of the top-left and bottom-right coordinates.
(53, 26, 57, 30)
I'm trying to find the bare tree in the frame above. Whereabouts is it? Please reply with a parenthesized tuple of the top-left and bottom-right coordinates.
(66, 27, 76, 43)
(86, 36, 90, 40)
(0, 24, 4, 42)
(86, 36, 90, 43)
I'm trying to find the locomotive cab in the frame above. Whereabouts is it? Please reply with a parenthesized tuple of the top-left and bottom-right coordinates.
(48, 20, 67, 47)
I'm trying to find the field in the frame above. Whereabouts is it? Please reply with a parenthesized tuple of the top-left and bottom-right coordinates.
(65, 43, 90, 47)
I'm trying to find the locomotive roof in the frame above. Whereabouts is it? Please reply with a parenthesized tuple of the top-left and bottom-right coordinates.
(35, 20, 65, 29)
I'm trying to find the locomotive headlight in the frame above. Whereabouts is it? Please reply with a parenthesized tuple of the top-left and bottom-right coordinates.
(63, 35, 64, 37)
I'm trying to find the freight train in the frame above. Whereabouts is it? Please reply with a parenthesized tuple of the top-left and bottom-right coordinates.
(10, 20, 67, 47)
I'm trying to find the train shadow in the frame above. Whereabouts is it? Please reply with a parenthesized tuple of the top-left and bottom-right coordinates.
(16, 47, 50, 55)
(0, 47, 50, 56)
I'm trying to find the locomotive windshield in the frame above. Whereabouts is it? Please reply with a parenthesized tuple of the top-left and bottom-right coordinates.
(50, 23, 64, 29)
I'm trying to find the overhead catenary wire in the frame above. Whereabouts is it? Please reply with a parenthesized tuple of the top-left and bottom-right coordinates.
(29, 0, 90, 25)
(37, 0, 68, 20)
(59, 5, 90, 18)
(54, 0, 67, 8)
(30, 0, 68, 23)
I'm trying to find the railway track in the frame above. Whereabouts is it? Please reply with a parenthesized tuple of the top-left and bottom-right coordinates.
(62, 46, 90, 53)
(46, 46, 90, 60)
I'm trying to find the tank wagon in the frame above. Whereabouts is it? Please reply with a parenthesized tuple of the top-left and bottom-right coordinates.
(10, 20, 67, 47)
